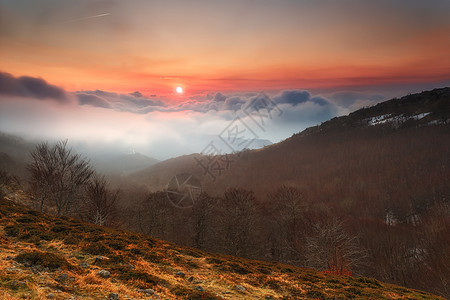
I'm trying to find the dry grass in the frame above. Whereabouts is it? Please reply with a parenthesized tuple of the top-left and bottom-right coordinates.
(0, 196, 444, 300)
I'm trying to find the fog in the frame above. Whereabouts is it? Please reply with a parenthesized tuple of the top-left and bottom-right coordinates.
(3, 72, 448, 161)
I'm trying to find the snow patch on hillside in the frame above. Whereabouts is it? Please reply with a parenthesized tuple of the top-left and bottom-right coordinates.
(366, 112, 432, 127)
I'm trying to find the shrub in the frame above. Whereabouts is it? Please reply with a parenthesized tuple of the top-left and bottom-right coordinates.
(181, 248, 203, 258)
(51, 225, 70, 233)
(64, 233, 83, 245)
(105, 239, 126, 250)
(144, 251, 164, 264)
(280, 267, 294, 273)
(323, 265, 352, 276)
(306, 290, 325, 299)
(16, 216, 36, 223)
(206, 257, 224, 264)
(218, 262, 252, 275)
(114, 267, 163, 289)
(186, 260, 199, 269)
(4, 225, 19, 237)
(0, 234, 9, 244)
(15, 251, 77, 271)
(23, 229, 53, 241)
(301, 274, 321, 283)
(346, 287, 363, 296)
(171, 285, 220, 300)
(81, 242, 112, 256)
(356, 277, 381, 287)
(129, 248, 143, 255)
(257, 266, 272, 275)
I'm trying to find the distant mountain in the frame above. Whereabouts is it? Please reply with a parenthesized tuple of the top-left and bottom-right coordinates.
(236, 137, 272, 150)
(128, 154, 202, 191)
(0, 152, 20, 175)
(0, 132, 34, 157)
(0, 131, 160, 178)
(0, 132, 36, 178)
(93, 153, 159, 175)
(212, 136, 273, 152)
(297, 87, 449, 137)
(128, 87, 450, 215)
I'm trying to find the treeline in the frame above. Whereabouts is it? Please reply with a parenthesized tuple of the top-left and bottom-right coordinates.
(120, 186, 449, 298)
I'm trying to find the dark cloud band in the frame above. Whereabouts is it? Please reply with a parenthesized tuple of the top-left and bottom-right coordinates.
(0, 71, 67, 101)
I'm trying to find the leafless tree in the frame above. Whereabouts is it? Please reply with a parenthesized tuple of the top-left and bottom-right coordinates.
(305, 219, 368, 274)
(27, 140, 94, 216)
(0, 170, 20, 199)
(191, 193, 219, 249)
(138, 191, 172, 238)
(266, 186, 307, 263)
(82, 174, 119, 226)
(417, 201, 450, 297)
(217, 188, 258, 258)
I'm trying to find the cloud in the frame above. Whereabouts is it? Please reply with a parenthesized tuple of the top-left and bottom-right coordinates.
(0, 72, 369, 159)
(275, 101, 338, 125)
(0, 72, 67, 101)
(212, 92, 227, 102)
(223, 96, 246, 111)
(77, 93, 111, 108)
(273, 90, 332, 107)
(75, 90, 166, 114)
(129, 91, 142, 98)
(119, 94, 166, 109)
(273, 90, 311, 106)
(74, 88, 338, 122)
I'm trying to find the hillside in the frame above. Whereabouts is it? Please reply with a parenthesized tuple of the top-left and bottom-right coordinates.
(128, 87, 450, 200)
(0, 132, 35, 179)
(0, 191, 444, 300)
(296, 86, 449, 137)
(118, 88, 450, 298)
(95, 153, 160, 176)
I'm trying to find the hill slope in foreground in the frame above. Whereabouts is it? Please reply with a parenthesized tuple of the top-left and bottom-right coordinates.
(0, 195, 443, 299)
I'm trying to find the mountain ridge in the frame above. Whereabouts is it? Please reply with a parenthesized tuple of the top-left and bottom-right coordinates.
(127, 87, 450, 198)
(296, 87, 449, 138)
(94, 153, 160, 176)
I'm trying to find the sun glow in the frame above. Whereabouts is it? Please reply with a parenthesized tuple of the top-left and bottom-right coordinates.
(176, 86, 183, 94)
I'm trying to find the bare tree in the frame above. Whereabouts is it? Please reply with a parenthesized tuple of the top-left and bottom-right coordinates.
(217, 188, 258, 258)
(305, 219, 367, 275)
(138, 191, 172, 238)
(266, 186, 307, 263)
(190, 193, 218, 249)
(27, 140, 94, 216)
(82, 174, 119, 226)
(417, 201, 450, 298)
(0, 170, 20, 199)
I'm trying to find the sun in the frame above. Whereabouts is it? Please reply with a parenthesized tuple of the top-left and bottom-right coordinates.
(176, 86, 183, 94)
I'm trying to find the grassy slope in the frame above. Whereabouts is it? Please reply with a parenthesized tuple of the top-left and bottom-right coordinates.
(0, 191, 444, 300)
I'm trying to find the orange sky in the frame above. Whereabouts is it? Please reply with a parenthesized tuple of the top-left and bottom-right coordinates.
(1, 0, 450, 97)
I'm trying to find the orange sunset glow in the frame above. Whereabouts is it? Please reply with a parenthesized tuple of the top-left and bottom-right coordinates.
(1, 1, 450, 96)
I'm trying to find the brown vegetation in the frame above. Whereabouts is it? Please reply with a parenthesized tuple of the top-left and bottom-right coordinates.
(0, 196, 444, 299)
(121, 116, 450, 298)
